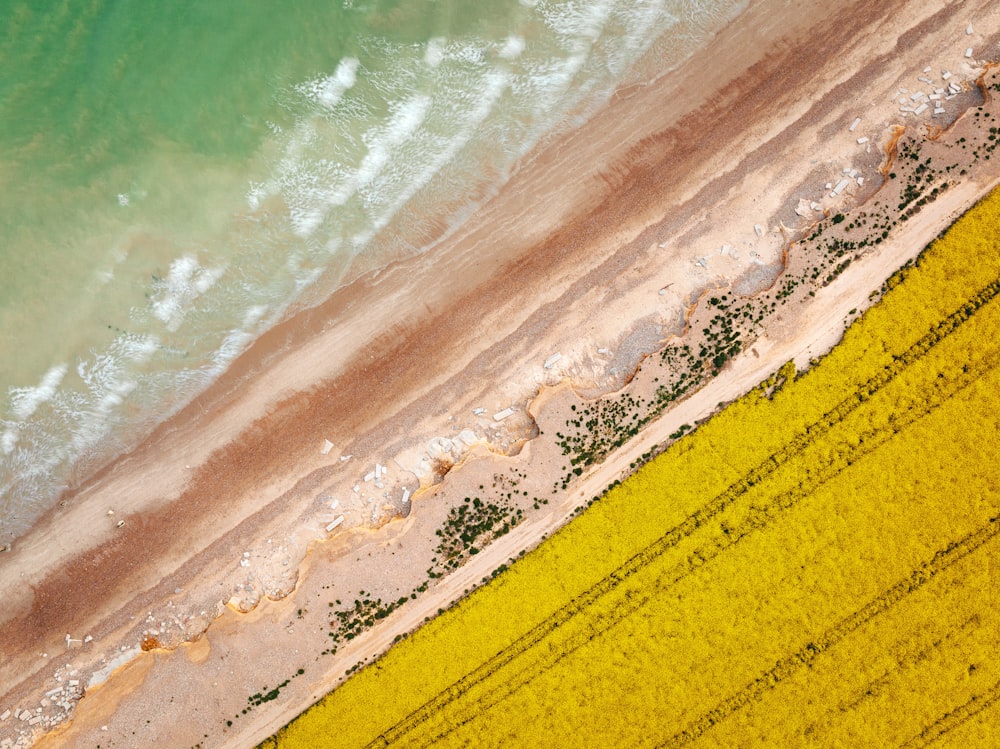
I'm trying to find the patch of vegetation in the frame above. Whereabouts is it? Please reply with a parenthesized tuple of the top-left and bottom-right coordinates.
(427, 497, 525, 579)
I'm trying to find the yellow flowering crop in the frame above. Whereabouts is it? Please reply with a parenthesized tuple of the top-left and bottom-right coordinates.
(263, 189, 1000, 748)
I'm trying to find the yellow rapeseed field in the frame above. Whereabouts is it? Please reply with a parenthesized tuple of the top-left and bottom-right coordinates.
(262, 189, 1000, 748)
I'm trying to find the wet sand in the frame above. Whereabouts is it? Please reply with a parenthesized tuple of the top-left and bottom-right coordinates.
(4, 0, 1000, 747)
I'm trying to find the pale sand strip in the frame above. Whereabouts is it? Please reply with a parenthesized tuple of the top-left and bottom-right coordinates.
(3, 0, 1000, 746)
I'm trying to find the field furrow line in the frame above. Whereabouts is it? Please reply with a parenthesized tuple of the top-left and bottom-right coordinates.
(660, 518, 1000, 748)
(366, 277, 1000, 748)
(405, 336, 1000, 748)
(899, 679, 1000, 748)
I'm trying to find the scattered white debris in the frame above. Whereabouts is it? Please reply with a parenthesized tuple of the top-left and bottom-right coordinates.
(910, 91, 926, 101)
(934, 107, 946, 115)
(929, 93, 941, 100)
(116, 520, 125, 528)
(320, 439, 334, 455)
(942, 70, 952, 80)
(352, 485, 360, 493)
(754, 223, 765, 237)
(923, 65, 932, 73)
(810, 201, 822, 212)
(914, 102, 929, 115)
(856, 136, 869, 144)
(831, 178, 851, 196)
(825, 182, 833, 189)
(325, 516, 344, 533)
(401, 488, 411, 504)
(918, 76, 933, 84)
(363, 471, 375, 482)
(340, 454, 352, 462)
(543, 353, 562, 369)
(965, 47, 973, 58)
(472, 407, 486, 415)
(849, 116, 861, 132)
(598, 348, 612, 355)
(330, 499, 339, 510)
(493, 407, 515, 421)
(0, 710, 9, 721)
(966, 23, 974, 35)
(83, 636, 92, 643)
(857, 177, 865, 186)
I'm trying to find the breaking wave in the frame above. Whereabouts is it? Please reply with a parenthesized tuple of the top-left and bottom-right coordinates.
(0, 0, 747, 540)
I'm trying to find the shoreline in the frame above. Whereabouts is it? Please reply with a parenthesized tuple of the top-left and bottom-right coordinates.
(4, 1, 1000, 747)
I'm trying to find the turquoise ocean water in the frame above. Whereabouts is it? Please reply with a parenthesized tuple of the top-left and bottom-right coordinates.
(0, 0, 745, 541)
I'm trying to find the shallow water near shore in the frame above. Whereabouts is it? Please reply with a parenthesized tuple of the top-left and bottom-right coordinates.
(0, 0, 746, 540)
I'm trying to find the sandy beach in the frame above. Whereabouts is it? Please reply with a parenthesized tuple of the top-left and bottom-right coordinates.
(4, 0, 1000, 746)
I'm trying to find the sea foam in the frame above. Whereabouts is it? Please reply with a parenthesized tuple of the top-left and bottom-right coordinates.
(0, 0, 748, 541)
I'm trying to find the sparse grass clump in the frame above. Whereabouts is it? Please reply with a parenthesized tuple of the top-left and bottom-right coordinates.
(261, 185, 1000, 749)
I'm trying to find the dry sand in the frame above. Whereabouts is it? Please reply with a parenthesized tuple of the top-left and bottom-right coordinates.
(3, 0, 1000, 747)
